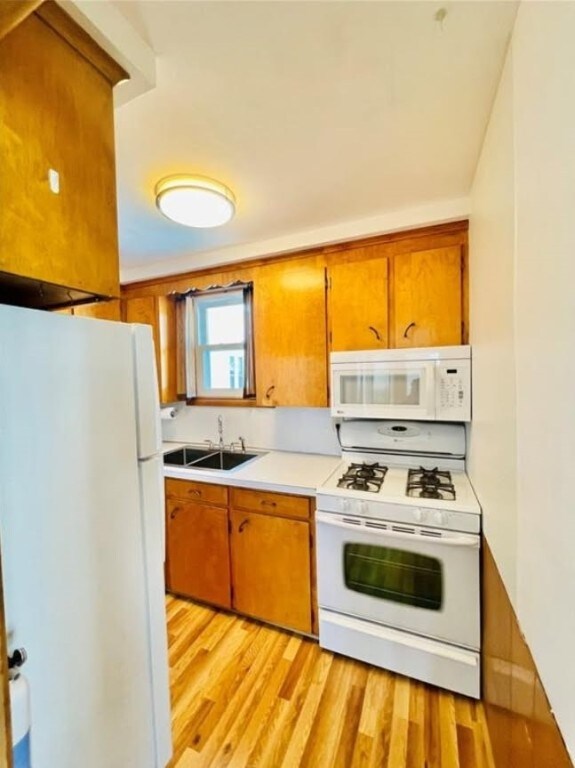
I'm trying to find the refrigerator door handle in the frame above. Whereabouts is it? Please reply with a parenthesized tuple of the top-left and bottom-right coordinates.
(132, 324, 162, 460)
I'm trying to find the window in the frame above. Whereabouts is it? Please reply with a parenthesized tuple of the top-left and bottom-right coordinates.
(182, 283, 255, 399)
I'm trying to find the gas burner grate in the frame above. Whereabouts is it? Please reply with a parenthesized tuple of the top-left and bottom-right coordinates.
(337, 462, 388, 493)
(406, 467, 456, 501)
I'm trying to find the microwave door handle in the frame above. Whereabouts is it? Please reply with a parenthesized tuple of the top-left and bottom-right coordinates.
(316, 512, 479, 548)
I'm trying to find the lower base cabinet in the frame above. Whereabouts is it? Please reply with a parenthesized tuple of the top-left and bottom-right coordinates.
(165, 487, 231, 609)
(165, 478, 315, 634)
(230, 509, 312, 634)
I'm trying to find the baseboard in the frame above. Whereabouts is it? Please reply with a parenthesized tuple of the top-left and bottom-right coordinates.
(482, 538, 573, 767)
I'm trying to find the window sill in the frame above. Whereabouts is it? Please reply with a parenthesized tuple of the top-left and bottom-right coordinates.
(186, 397, 257, 408)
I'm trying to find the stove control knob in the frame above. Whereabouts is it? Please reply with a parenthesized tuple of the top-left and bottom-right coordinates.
(432, 510, 449, 526)
(413, 508, 426, 523)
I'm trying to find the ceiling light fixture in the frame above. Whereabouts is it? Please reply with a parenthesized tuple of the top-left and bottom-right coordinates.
(155, 175, 236, 228)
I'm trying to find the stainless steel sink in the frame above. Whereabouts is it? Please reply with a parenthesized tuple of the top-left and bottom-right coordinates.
(163, 447, 214, 466)
(163, 446, 261, 471)
(190, 451, 260, 471)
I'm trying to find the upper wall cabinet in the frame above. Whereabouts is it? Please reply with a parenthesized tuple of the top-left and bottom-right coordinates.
(327, 247, 389, 351)
(123, 296, 178, 405)
(254, 258, 328, 407)
(392, 246, 463, 348)
(0, 2, 127, 309)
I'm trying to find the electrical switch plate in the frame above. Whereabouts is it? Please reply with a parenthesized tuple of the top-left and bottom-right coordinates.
(48, 169, 60, 194)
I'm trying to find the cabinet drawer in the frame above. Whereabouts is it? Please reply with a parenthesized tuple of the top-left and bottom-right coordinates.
(165, 478, 228, 506)
(230, 487, 310, 520)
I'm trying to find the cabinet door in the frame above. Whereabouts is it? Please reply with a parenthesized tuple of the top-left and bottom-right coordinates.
(254, 259, 327, 407)
(328, 254, 389, 350)
(230, 510, 312, 633)
(392, 246, 463, 348)
(166, 499, 231, 609)
(123, 296, 178, 404)
(0, 12, 121, 297)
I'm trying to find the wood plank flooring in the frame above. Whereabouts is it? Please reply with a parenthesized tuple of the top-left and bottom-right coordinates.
(166, 596, 495, 768)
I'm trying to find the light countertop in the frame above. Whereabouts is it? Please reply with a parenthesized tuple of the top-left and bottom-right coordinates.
(162, 442, 341, 496)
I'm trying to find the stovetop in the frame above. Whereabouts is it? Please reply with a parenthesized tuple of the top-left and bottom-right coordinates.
(317, 453, 480, 515)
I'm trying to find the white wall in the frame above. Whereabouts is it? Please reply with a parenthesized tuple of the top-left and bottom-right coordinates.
(162, 404, 340, 457)
(468, 52, 518, 600)
(469, 2, 575, 758)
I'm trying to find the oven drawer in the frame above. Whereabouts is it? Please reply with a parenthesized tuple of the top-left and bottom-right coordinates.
(319, 609, 480, 699)
(316, 511, 480, 650)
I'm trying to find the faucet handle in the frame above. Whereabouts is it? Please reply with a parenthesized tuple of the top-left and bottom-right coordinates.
(203, 439, 215, 451)
(229, 437, 246, 453)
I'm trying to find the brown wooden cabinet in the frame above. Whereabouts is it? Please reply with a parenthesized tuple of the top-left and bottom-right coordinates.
(229, 487, 312, 634)
(392, 246, 463, 348)
(165, 479, 231, 609)
(0, 2, 127, 308)
(72, 301, 122, 321)
(230, 510, 312, 634)
(164, 479, 315, 635)
(328, 243, 464, 352)
(254, 258, 328, 407)
(328, 249, 389, 351)
(123, 295, 178, 404)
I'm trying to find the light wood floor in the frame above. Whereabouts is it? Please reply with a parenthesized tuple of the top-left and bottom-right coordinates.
(166, 596, 495, 768)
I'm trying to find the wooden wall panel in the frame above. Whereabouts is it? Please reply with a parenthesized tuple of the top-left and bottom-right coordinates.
(482, 540, 573, 768)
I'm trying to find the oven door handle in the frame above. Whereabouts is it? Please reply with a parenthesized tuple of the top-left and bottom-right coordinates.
(316, 511, 480, 548)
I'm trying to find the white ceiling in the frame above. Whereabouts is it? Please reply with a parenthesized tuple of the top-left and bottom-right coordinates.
(111, 1, 518, 282)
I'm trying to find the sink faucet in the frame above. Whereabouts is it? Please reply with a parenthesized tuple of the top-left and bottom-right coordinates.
(217, 415, 225, 451)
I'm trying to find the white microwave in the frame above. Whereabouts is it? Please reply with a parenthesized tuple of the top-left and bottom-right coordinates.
(330, 346, 471, 422)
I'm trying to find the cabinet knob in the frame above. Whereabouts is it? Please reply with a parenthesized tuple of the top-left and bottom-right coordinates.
(261, 500, 277, 508)
(403, 321, 416, 339)
(368, 326, 382, 341)
(238, 519, 250, 533)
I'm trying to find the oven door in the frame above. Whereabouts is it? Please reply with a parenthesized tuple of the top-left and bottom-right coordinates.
(331, 361, 436, 419)
(316, 511, 480, 650)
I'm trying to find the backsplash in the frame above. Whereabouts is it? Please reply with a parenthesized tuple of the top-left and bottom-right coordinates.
(161, 404, 341, 456)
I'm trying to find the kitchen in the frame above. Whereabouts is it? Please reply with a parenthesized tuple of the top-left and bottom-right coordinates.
(0, 1, 574, 767)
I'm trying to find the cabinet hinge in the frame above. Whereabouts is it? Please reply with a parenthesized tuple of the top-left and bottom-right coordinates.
(328, 330, 332, 344)
(228, 518, 232, 534)
(325, 273, 331, 290)
(230, 584, 234, 602)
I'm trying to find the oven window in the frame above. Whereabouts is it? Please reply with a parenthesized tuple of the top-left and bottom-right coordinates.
(343, 543, 443, 610)
(340, 372, 422, 406)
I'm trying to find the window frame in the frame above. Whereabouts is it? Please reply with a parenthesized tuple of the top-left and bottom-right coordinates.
(181, 282, 255, 402)
(194, 291, 246, 398)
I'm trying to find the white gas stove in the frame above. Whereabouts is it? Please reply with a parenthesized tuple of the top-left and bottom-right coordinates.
(315, 420, 481, 699)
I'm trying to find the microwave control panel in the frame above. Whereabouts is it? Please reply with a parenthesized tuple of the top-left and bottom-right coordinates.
(436, 360, 471, 421)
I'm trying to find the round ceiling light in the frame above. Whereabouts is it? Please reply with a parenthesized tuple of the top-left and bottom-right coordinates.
(155, 175, 236, 228)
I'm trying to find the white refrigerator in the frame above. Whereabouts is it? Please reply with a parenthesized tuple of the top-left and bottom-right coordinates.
(0, 304, 172, 767)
